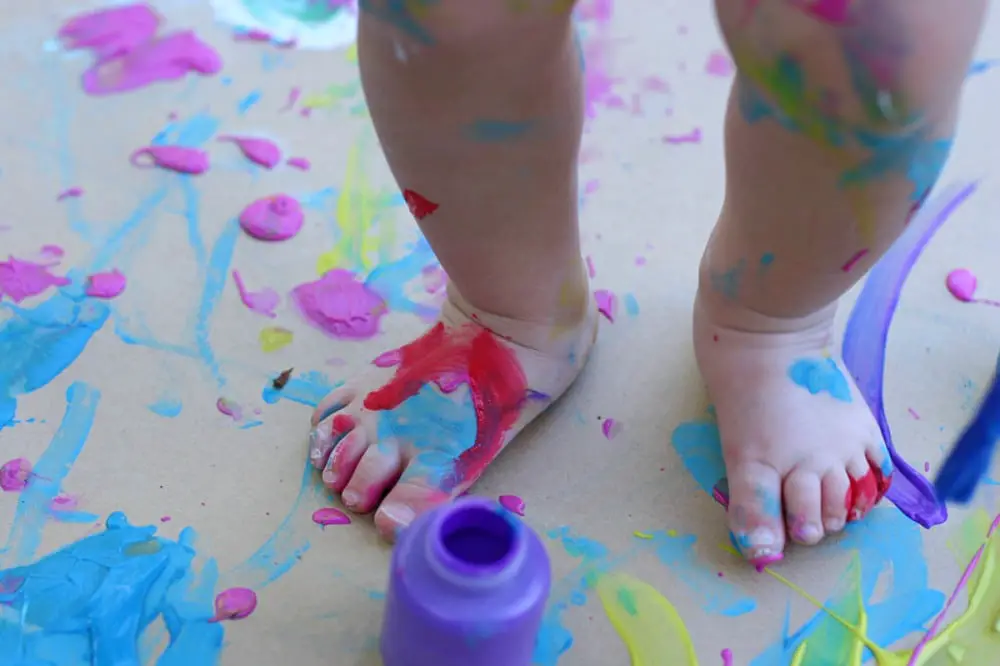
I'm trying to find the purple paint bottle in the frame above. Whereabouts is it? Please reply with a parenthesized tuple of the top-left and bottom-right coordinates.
(380, 497, 550, 666)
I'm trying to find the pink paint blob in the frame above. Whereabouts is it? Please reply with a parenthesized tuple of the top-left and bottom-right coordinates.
(281, 86, 301, 112)
(238, 195, 304, 241)
(841, 248, 869, 272)
(85, 269, 127, 299)
(752, 552, 783, 573)
(59, 5, 222, 96)
(601, 418, 619, 440)
(234, 28, 273, 42)
(131, 146, 209, 174)
(498, 494, 526, 516)
(0, 257, 71, 303)
(39, 245, 64, 260)
(286, 156, 311, 170)
(216, 397, 242, 421)
(705, 50, 735, 77)
(0, 458, 32, 492)
(312, 507, 351, 526)
(663, 128, 702, 144)
(160, 515, 172, 522)
(721, 648, 734, 666)
(291, 269, 387, 340)
(946, 268, 977, 302)
(924, 461, 931, 473)
(218, 135, 281, 169)
(210, 587, 258, 622)
(56, 187, 83, 201)
(232, 270, 280, 318)
(594, 289, 617, 322)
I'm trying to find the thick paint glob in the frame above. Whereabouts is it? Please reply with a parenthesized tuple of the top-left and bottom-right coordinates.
(0, 457, 32, 492)
(239, 195, 305, 241)
(311, 507, 351, 526)
(0, 257, 71, 303)
(499, 494, 526, 516)
(218, 135, 282, 169)
(131, 145, 210, 174)
(211, 587, 258, 622)
(945, 268, 977, 302)
(402, 188, 439, 220)
(85, 269, 127, 299)
(291, 269, 387, 340)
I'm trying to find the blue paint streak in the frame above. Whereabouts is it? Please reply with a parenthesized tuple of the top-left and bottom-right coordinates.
(788, 357, 853, 403)
(968, 59, 1000, 76)
(365, 237, 439, 319)
(149, 397, 183, 418)
(261, 371, 335, 407)
(2, 383, 100, 564)
(238, 90, 262, 114)
(194, 219, 241, 389)
(50, 510, 101, 524)
(0, 294, 109, 428)
(623, 293, 639, 316)
(841, 130, 953, 203)
(464, 119, 535, 142)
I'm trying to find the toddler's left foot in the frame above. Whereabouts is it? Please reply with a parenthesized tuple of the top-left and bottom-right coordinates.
(693, 291, 893, 568)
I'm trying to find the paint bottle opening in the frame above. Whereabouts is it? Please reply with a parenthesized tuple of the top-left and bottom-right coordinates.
(430, 500, 524, 583)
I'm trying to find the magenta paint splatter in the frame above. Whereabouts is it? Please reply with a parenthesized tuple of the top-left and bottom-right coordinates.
(373, 349, 403, 368)
(594, 289, 617, 322)
(131, 145, 209, 174)
(312, 507, 351, 526)
(0, 458, 32, 492)
(160, 515, 172, 522)
(291, 269, 388, 340)
(601, 418, 620, 440)
(210, 587, 258, 622)
(281, 86, 301, 112)
(286, 156, 311, 170)
(498, 494, 526, 516)
(585, 256, 596, 278)
(705, 50, 735, 77)
(841, 248, 869, 272)
(49, 494, 79, 512)
(39, 245, 64, 260)
(59, 5, 222, 96)
(218, 135, 281, 169)
(721, 648, 734, 666)
(945, 268, 977, 302)
(908, 407, 920, 419)
(663, 128, 702, 144)
(238, 194, 304, 241)
(56, 187, 83, 201)
(0, 257, 71, 303)
(635, 256, 646, 266)
(234, 28, 273, 42)
(924, 461, 930, 472)
(216, 397, 242, 421)
(85, 269, 127, 299)
(232, 270, 280, 318)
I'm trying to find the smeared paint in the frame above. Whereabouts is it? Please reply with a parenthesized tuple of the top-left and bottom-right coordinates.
(663, 128, 703, 145)
(311, 507, 351, 526)
(706, 50, 735, 77)
(0, 257, 71, 303)
(218, 135, 281, 169)
(237, 90, 262, 114)
(238, 194, 305, 241)
(842, 248, 869, 272)
(788, 357, 852, 402)
(210, 0, 359, 51)
(499, 494, 526, 516)
(402, 188, 439, 220)
(56, 187, 83, 201)
(291, 268, 388, 340)
(624, 293, 640, 316)
(287, 156, 311, 170)
(945, 268, 977, 302)
(601, 417, 619, 440)
(149, 397, 182, 418)
(232, 270, 280, 317)
(84, 269, 127, 298)
(0, 458, 32, 492)
(595, 289, 617, 322)
(721, 648, 734, 665)
(216, 397, 242, 421)
(259, 326, 294, 352)
(131, 145, 210, 174)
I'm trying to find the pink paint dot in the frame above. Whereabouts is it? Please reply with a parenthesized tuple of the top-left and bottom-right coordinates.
(286, 156, 311, 170)
(85, 269, 127, 299)
(601, 418, 620, 440)
(216, 397, 242, 421)
(56, 187, 84, 201)
(50, 494, 79, 511)
(705, 50, 735, 77)
(312, 507, 351, 526)
(211, 587, 258, 622)
(498, 494, 526, 516)
(160, 516, 172, 522)
(238, 194, 304, 241)
(946, 268, 977, 302)
(0, 458, 32, 492)
(291, 269, 388, 341)
(594, 289, 617, 323)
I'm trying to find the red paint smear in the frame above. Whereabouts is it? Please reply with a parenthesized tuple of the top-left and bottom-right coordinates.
(841, 248, 869, 272)
(363, 323, 527, 487)
(402, 189, 439, 220)
(844, 465, 892, 522)
(331, 414, 354, 433)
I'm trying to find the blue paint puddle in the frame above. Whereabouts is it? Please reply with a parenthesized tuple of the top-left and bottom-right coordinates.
(787, 357, 852, 403)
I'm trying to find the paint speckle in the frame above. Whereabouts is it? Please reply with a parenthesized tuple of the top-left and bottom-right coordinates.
(216, 397, 242, 421)
(601, 417, 621, 440)
(841, 248, 869, 272)
(402, 189, 439, 220)
(0, 257, 70, 303)
(291, 269, 388, 340)
(218, 135, 281, 169)
(211, 587, 258, 622)
(232, 270, 280, 318)
(259, 326, 293, 352)
(946, 268, 977, 302)
(721, 647, 734, 665)
(705, 50, 735, 77)
(633, 531, 653, 540)
(663, 128, 702, 144)
(149, 397, 182, 418)
(0, 458, 32, 491)
(84, 269, 127, 299)
(595, 289, 617, 322)
(499, 494, 526, 516)
(311, 507, 351, 526)
(909, 407, 921, 420)
(56, 187, 83, 201)
(286, 156, 311, 170)
(624, 293, 640, 316)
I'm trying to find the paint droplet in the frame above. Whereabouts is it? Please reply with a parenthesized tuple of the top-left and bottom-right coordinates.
(924, 461, 931, 472)
(498, 494, 526, 516)
(0, 458, 32, 491)
(663, 128, 702, 144)
(312, 507, 351, 526)
(85, 269, 127, 298)
(601, 417, 620, 440)
(56, 187, 83, 201)
(946, 268, 977, 302)
(259, 326, 293, 353)
(238, 194, 304, 241)
(218, 135, 281, 169)
(841, 248, 869, 273)
(130, 145, 210, 174)
(595, 289, 617, 322)
(402, 189, 439, 220)
(291, 269, 388, 340)
(216, 397, 242, 421)
(0, 257, 71, 303)
(705, 50, 734, 77)
(281, 86, 300, 112)
(211, 587, 258, 622)
(585, 256, 596, 278)
(721, 647, 734, 666)
(286, 156, 311, 170)
(50, 493, 79, 511)
(633, 531, 653, 540)
(908, 407, 921, 420)
(160, 516, 172, 522)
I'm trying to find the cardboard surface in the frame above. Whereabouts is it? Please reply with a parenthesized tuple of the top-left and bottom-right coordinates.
(1, 2, 1000, 664)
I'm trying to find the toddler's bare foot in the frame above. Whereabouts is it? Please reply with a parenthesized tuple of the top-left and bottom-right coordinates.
(693, 290, 892, 569)
(308, 282, 597, 541)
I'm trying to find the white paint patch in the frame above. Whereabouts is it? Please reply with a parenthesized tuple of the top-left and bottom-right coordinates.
(209, 0, 358, 51)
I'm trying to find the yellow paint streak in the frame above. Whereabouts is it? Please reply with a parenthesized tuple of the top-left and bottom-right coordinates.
(633, 531, 653, 540)
(345, 42, 357, 63)
(259, 327, 293, 353)
(316, 136, 398, 276)
(595, 572, 699, 666)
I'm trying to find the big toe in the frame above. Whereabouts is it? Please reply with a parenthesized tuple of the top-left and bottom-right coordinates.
(726, 462, 786, 569)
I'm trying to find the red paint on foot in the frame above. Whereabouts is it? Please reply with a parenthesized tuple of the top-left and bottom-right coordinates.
(402, 189, 439, 220)
(363, 323, 528, 487)
(844, 465, 892, 522)
(331, 414, 354, 433)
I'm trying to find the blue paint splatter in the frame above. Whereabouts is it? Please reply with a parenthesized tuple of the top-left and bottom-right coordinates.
(841, 130, 953, 203)
(149, 397, 183, 418)
(623, 293, 640, 316)
(365, 237, 439, 319)
(760, 252, 775, 268)
(709, 260, 746, 301)
(788, 357, 852, 402)
(464, 119, 535, 142)
(968, 59, 1000, 76)
(238, 90, 262, 114)
(262, 371, 335, 406)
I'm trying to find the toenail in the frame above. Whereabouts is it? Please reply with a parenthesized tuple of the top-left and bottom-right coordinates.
(825, 518, 845, 532)
(342, 490, 361, 508)
(747, 528, 776, 548)
(322, 467, 337, 485)
(378, 503, 415, 528)
(799, 523, 822, 543)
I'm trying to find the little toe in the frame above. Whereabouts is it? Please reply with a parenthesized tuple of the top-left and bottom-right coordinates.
(820, 469, 850, 533)
(375, 478, 452, 542)
(311, 387, 354, 427)
(726, 462, 786, 567)
(782, 469, 824, 545)
(322, 428, 368, 492)
(341, 441, 403, 514)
